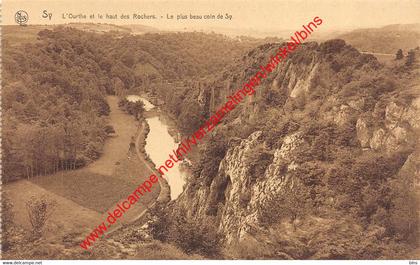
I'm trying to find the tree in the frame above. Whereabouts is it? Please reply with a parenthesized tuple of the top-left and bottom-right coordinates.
(259, 180, 312, 230)
(244, 143, 274, 183)
(2, 194, 15, 251)
(148, 205, 221, 257)
(26, 195, 56, 239)
(178, 102, 203, 135)
(104, 125, 115, 134)
(388, 173, 418, 243)
(148, 204, 171, 242)
(119, 99, 145, 120)
(405, 50, 415, 66)
(395, 49, 403, 60)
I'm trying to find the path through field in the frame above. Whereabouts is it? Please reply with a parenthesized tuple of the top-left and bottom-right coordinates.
(4, 96, 160, 243)
(87, 96, 138, 176)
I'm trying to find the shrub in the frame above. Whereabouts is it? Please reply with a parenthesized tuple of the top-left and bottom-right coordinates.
(244, 143, 274, 181)
(148, 205, 221, 257)
(259, 181, 312, 230)
(395, 49, 403, 60)
(405, 50, 415, 66)
(1, 194, 15, 251)
(104, 125, 115, 134)
(26, 195, 57, 240)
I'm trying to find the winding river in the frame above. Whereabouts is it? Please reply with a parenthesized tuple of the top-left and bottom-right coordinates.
(127, 95, 186, 200)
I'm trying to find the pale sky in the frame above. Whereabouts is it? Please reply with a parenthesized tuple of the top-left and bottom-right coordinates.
(2, 0, 420, 32)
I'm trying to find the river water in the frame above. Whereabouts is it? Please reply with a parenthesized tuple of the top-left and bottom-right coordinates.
(126, 95, 154, 111)
(127, 95, 186, 200)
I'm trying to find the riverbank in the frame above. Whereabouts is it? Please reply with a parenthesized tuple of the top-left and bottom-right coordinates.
(142, 94, 196, 169)
(86, 96, 139, 176)
(99, 99, 172, 235)
(137, 120, 171, 204)
(125, 94, 191, 200)
(3, 96, 163, 241)
(103, 98, 172, 236)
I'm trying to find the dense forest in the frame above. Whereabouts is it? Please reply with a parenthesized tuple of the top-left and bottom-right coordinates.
(2, 26, 260, 182)
(2, 25, 418, 259)
(2, 28, 112, 181)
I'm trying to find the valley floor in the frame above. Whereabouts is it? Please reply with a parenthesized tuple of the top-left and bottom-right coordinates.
(3, 96, 161, 257)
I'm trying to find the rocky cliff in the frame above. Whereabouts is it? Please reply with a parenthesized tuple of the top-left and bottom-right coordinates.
(171, 40, 419, 259)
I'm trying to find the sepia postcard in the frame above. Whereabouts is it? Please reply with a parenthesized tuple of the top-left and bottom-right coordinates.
(1, 0, 419, 263)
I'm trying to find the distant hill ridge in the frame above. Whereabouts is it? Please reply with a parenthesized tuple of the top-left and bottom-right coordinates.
(66, 22, 159, 34)
(338, 23, 420, 54)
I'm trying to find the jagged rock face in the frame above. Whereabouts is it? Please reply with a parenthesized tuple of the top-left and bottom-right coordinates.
(214, 131, 303, 243)
(356, 98, 420, 152)
(176, 130, 306, 244)
(173, 40, 419, 257)
(356, 118, 372, 148)
(218, 131, 308, 243)
(216, 131, 265, 243)
(288, 62, 320, 98)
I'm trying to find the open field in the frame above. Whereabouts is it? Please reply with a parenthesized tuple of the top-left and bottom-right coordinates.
(30, 170, 136, 213)
(3, 95, 160, 240)
(3, 180, 101, 239)
(87, 96, 139, 176)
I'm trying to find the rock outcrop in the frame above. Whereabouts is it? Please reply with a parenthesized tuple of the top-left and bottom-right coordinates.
(172, 40, 420, 259)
